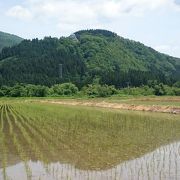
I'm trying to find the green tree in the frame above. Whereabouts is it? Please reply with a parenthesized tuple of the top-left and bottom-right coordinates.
(51, 83, 78, 96)
(82, 84, 117, 97)
(154, 83, 166, 96)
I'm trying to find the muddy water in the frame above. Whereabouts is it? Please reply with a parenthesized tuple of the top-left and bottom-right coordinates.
(0, 104, 180, 180)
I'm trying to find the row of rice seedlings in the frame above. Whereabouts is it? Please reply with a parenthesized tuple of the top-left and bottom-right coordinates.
(8, 106, 47, 165)
(15, 104, 111, 157)
(25, 114, 87, 154)
(18, 105, 121, 151)
(12, 105, 71, 144)
(14, 104, 104, 169)
(0, 105, 4, 132)
(54, 114, 114, 160)
(10, 104, 141, 167)
(15, 103, 91, 139)
(25, 108, 90, 148)
(12, 104, 93, 167)
(0, 105, 9, 180)
(11, 106, 77, 161)
(4, 104, 32, 180)
(10, 105, 86, 176)
(8, 106, 57, 174)
(9, 106, 58, 160)
(11, 105, 65, 145)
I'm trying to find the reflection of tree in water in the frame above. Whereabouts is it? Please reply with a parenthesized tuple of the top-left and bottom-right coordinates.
(1, 142, 180, 180)
(0, 104, 180, 179)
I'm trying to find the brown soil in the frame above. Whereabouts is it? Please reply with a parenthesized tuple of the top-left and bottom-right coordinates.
(38, 100, 180, 114)
(132, 97, 180, 102)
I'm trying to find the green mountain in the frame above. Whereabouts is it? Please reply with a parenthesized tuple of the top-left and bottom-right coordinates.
(0, 29, 179, 87)
(0, 31, 23, 51)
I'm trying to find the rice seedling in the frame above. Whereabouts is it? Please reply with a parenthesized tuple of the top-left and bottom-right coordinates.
(0, 105, 9, 180)
(10, 107, 57, 156)
(4, 104, 32, 180)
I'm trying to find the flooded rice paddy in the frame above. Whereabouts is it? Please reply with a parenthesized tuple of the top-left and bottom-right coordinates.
(0, 102, 180, 180)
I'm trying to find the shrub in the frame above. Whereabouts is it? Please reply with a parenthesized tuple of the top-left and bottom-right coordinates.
(154, 83, 166, 96)
(25, 84, 49, 97)
(51, 83, 78, 96)
(9, 84, 27, 97)
(82, 84, 117, 97)
(173, 81, 180, 88)
(0, 86, 11, 96)
(119, 86, 154, 96)
(0, 90, 5, 97)
(164, 85, 175, 96)
(173, 87, 180, 96)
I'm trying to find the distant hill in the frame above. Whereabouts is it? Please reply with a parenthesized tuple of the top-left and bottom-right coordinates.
(0, 29, 179, 87)
(0, 31, 23, 51)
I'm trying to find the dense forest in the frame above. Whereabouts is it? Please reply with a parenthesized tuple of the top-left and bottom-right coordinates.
(0, 31, 23, 52)
(0, 29, 179, 88)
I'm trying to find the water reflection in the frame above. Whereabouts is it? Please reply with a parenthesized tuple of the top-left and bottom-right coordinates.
(1, 141, 180, 180)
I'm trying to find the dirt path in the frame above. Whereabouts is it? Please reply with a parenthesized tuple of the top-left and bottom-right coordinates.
(38, 100, 180, 114)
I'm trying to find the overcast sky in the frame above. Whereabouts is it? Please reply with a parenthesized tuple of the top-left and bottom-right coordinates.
(1, 0, 180, 57)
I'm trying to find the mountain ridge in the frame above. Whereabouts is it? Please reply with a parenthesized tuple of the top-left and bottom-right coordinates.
(0, 29, 179, 87)
(0, 31, 23, 51)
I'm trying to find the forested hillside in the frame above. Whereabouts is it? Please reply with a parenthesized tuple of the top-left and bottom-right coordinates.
(0, 31, 23, 51)
(0, 29, 179, 87)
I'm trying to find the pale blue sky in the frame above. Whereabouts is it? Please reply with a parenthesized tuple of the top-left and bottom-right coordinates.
(1, 0, 180, 57)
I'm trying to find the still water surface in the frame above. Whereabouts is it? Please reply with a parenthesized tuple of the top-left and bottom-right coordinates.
(1, 141, 180, 180)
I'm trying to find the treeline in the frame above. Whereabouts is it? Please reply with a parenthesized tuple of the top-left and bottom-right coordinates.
(119, 81, 180, 96)
(0, 81, 179, 97)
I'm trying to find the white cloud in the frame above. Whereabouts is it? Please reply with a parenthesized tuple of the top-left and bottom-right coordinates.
(3, 0, 180, 57)
(6, 0, 174, 22)
(6, 5, 33, 20)
(5, 0, 180, 35)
